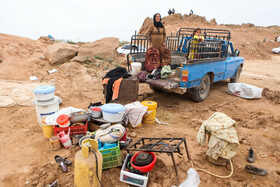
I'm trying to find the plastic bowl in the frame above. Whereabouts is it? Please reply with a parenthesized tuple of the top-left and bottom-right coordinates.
(131, 151, 157, 173)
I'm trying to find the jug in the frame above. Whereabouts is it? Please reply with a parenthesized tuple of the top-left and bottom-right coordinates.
(74, 139, 103, 187)
(57, 128, 72, 148)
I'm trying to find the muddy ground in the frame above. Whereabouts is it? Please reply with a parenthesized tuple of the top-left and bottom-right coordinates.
(0, 55, 279, 187)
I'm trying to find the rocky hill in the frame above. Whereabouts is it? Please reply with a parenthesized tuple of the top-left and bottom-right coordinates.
(138, 13, 280, 60)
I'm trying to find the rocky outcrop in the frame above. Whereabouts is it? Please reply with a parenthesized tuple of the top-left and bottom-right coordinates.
(38, 36, 53, 44)
(78, 37, 119, 59)
(43, 43, 78, 65)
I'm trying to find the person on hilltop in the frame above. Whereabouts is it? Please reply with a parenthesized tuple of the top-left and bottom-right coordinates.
(146, 13, 166, 50)
(168, 9, 172, 16)
(189, 9, 193, 15)
(172, 8, 175, 14)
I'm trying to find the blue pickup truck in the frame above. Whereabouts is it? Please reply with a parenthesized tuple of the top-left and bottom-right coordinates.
(127, 28, 244, 102)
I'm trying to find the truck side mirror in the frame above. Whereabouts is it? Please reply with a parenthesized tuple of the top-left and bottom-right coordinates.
(235, 49, 240, 57)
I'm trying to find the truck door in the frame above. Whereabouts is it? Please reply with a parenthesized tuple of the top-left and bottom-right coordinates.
(224, 43, 236, 79)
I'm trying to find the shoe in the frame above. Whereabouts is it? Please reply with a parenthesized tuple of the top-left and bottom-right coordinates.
(63, 157, 72, 166)
(54, 155, 68, 172)
(247, 148, 255, 163)
(245, 165, 268, 176)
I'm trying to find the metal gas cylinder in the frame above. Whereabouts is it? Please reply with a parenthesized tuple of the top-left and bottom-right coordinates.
(74, 139, 103, 187)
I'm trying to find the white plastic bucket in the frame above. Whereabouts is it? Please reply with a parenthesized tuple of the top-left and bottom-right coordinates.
(131, 62, 142, 76)
(34, 96, 61, 128)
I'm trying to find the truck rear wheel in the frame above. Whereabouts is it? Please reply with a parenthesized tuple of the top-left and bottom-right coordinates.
(230, 66, 242, 83)
(190, 74, 210, 102)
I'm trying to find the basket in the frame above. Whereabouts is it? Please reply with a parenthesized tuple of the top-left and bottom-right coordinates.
(53, 121, 88, 138)
(99, 141, 122, 169)
(120, 154, 149, 187)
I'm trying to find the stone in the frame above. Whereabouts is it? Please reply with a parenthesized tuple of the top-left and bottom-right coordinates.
(78, 37, 119, 59)
(130, 132, 137, 138)
(70, 55, 87, 63)
(38, 36, 52, 43)
(209, 18, 217, 25)
(43, 43, 78, 65)
(45, 173, 56, 184)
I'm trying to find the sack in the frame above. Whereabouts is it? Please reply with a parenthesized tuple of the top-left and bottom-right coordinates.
(145, 48, 160, 72)
(160, 47, 171, 67)
(226, 83, 263, 99)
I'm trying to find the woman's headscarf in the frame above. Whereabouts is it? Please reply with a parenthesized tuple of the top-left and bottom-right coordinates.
(153, 13, 164, 28)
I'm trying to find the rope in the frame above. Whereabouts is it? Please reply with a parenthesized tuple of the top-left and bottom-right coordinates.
(190, 159, 233, 179)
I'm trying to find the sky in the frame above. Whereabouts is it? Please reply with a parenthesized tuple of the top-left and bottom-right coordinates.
(0, 0, 279, 42)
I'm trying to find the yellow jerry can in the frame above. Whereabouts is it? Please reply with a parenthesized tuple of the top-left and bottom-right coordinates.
(74, 139, 103, 187)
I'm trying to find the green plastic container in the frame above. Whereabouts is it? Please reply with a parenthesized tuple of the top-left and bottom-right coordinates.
(99, 141, 122, 169)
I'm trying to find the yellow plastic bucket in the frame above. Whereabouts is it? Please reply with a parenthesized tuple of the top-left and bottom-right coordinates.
(141, 101, 157, 123)
(42, 125, 54, 139)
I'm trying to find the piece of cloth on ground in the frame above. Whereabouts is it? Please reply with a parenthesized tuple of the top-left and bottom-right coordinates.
(94, 124, 126, 143)
(124, 101, 148, 128)
(197, 112, 240, 160)
(102, 67, 130, 103)
(226, 83, 263, 99)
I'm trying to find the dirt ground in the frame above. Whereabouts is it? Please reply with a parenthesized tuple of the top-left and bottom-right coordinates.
(0, 17, 280, 186)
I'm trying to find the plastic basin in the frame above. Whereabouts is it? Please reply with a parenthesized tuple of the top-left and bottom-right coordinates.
(131, 151, 157, 173)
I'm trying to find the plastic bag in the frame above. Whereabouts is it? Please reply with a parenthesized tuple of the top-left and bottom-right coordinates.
(226, 83, 263, 99)
(172, 168, 200, 187)
(124, 101, 148, 128)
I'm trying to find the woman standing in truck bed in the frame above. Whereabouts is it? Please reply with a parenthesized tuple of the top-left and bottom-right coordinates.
(146, 13, 166, 50)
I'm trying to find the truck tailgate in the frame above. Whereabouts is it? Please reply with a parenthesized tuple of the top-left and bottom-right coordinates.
(145, 79, 187, 95)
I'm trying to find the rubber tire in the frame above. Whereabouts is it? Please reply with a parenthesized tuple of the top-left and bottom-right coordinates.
(230, 66, 242, 83)
(190, 74, 211, 102)
(149, 85, 162, 92)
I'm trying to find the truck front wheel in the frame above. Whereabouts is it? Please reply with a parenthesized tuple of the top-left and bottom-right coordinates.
(190, 74, 210, 102)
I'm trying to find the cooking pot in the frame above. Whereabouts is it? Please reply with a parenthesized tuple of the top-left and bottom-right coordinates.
(90, 107, 102, 118)
(69, 111, 89, 123)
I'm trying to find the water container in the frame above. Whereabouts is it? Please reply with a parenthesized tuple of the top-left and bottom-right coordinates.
(33, 96, 61, 128)
(74, 139, 103, 187)
(57, 128, 72, 148)
(131, 62, 142, 76)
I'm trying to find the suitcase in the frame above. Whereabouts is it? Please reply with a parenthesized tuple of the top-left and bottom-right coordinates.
(159, 47, 171, 67)
(145, 48, 160, 72)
